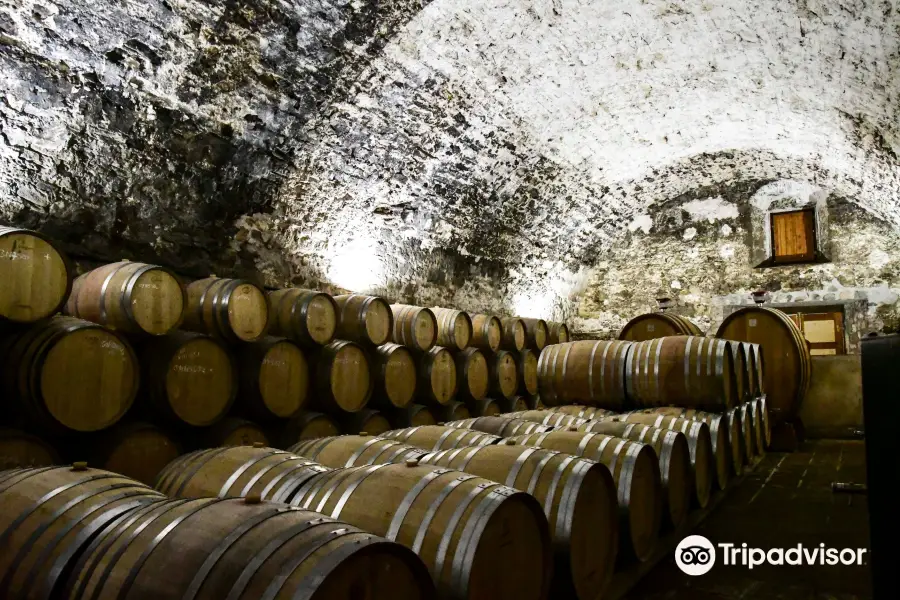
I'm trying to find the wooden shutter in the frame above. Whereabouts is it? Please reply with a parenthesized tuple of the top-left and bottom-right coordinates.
(771, 210, 816, 263)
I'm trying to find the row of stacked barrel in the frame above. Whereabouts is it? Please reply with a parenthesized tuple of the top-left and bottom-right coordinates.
(0, 399, 769, 600)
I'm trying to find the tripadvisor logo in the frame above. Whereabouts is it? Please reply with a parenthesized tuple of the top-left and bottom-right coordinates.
(676, 535, 867, 576)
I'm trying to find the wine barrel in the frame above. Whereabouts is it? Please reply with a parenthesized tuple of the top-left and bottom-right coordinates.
(203, 417, 270, 447)
(65, 261, 185, 335)
(748, 401, 765, 455)
(435, 401, 471, 422)
(488, 350, 518, 400)
(0, 428, 58, 470)
(340, 409, 391, 436)
(500, 317, 527, 351)
(431, 307, 472, 350)
(496, 395, 529, 413)
(291, 462, 552, 600)
(0, 226, 72, 324)
(1, 316, 139, 432)
(757, 395, 772, 447)
(549, 405, 617, 420)
(155, 445, 330, 503)
(547, 322, 570, 345)
(505, 410, 586, 429)
(465, 397, 501, 417)
(67, 496, 434, 600)
(625, 336, 737, 410)
(618, 312, 702, 341)
(383, 425, 501, 451)
(420, 442, 618, 600)
(604, 414, 713, 508)
(369, 343, 417, 410)
(289, 435, 427, 468)
(516, 349, 539, 396)
(445, 416, 554, 438)
(576, 421, 692, 529)
(470, 313, 502, 352)
(739, 403, 758, 459)
(506, 430, 662, 562)
(89, 422, 180, 485)
(236, 337, 308, 421)
(520, 318, 550, 351)
(391, 305, 438, 351)
(139, 331, 236, 427)
(454, 347, 489, 401)
(716, 307, 810, 423)
(334, 294, 393, 346)
(416, 346, 457, 407)
(275, 411, 339, 448)
(742, 342, 758, 397)
(751, 343, 766, 395)
(184, 277, 269, 343)
(387, 404, 437, 429)
(729, 340, 749, 402)
(0, 465, 165, 599)
(727, 406, 751, 466)
(310, 340, 372, 413)
(538, 340, 631, 409)
(267, 288, 338, 346)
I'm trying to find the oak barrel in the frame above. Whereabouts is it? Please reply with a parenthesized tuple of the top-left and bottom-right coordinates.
(454, 347, 489, 401)
(67, 496, 434, 600)
(391, 304, 438, 351)
(0, 465, 165, 599)
(625, 336, 737, 410)
(1, 316, 139, 432)
(275, 411, 340, 448)
(339, 409, 391, 436)
(289, 435, 427, 468)
(387, 404, 437, 429)
(520, 318, 550, 351)
(383, 425, 501, 451)
(0, 428, 58, 470)
(505, 410, 586, 429)
(516, 349, 539, 396)
(549, 405, 617, 420)
(496, 395, 529, 413)
(416, 346, 457, 407)
(547, 322, 570, 345)
(310, 340, 372, 413)
(716, 307, 809, 423)
(370, 343, 417, 410)
(65, 261, 185, 335)
(237, 337, 308, 421)
(488, 349, 518, 400)
(469, 313, 502, 352)
(445, 415, 554, 437)
(618, 312, 702, 341)
(292, 462, 552, 600)
(499, 317, 527, 351)
(420, 442, 618, 600)
(89, 422, 180, 485)
(757, 395, 772, 447)
(334, 294, 393, 346)
(155, 445, 330, 503)
(507, 430, 663, 562)
(729, 340, 749, 402)
(465, 397, 500, 417)
(267, 288, 338, 346)
(435, 401, 472, 422)
(742, 342, 758, 397)
(748, 342, 766, 395)
(139, 331, 236, 427)
(184, 277, 269, 343)
(538, 340, 631, 409)
(431, 307, 472, 350)
(739, 403, 758, 459)
(203, 417, 270, 447)
(748, 401, 765, 455)
(0, 226, 72, 324)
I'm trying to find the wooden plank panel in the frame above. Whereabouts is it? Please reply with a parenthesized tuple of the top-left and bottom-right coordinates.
(772, 210, 815, 262)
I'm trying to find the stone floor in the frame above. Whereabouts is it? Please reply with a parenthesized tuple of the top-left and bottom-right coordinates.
(626, 439, 871, 600)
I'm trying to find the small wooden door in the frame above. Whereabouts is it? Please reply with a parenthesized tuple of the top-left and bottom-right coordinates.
(788, 312, 845, 355)
(771, 210, 816, 263)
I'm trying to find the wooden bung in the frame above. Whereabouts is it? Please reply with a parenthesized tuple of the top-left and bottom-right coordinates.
(520, 318, 550, 351)
(183, 277, 270, 343)
(416, 346, 457, 407)
(310, 340, 373, 414)
(430, 307, 473, 350)
(469, 313, 502, 352)
(0, 226, 72, 324)
(333, 293, 393, 346)
(454, 347, 489, 401)
(289, 435, 427, 468)
(267, 288, 338, 346)
(499, 317, 527, 351)
(488, 350, 518, 400)
(65, 261, 186, 335)
(390, 304, 438, 352)
(382, 425, 501, 452)
(538, 340, 631, 409)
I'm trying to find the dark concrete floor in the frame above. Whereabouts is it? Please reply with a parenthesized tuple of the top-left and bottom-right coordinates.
(626, 440, 871, 600)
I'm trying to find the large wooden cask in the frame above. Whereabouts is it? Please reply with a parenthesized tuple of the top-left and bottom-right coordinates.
(516, 349, 540, 396)
(416, 346, 457, 407)
(445, 415, 554, 437)
(139, 331, 236, 427)
(488, 349, 519, 400)
(618, 312, 702, 341)
(0, 226, 72, 324)
(538, 340, 631, 409)
(370, 343, 417, 410)
(339, 408, 391, 435)
(184, 277, 269, 343)
(431, 307, 472, 350)
(507, 430, 662, 562)
(266, 288, 338, 346)
(292, 462, 552, 600)
(334, 294, 393, 346)
(155, 445, 331, 503)
(547, 322, 570, 345)
(496, 395, 529, 413)
(203, 417, 270, 447)
(0, 428, 58, 470)
(387, 404, 437, 429)
(728, 340, 749, 402)
(469, 313, 502, 352)
(236, 337, 308, 421)
(289, 435, 427, 468)
(391, 304, 438, 351)
(65, 261, 185, 335)
(499, 317, 527, 351)
(310, 340, 372, 413)
(67, 496, 434, 600)
(576, 420, 692, 529)
(88, 422, 181, 485)
(275, 410, 340, 448)
(383, 425, 501, 452)
(1, 316, 139, 432)
(420, 442, 619, 600)
(435, 400, 472, 422)
(520, 318, 550, 351)
(549, 405, 617, 420)
(0, 465, 165, 599)
(716, 307, 809, 423)
(465, 397, 500, 417)
(625, 336, 737, 410)
(454, 347, 489, 401)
